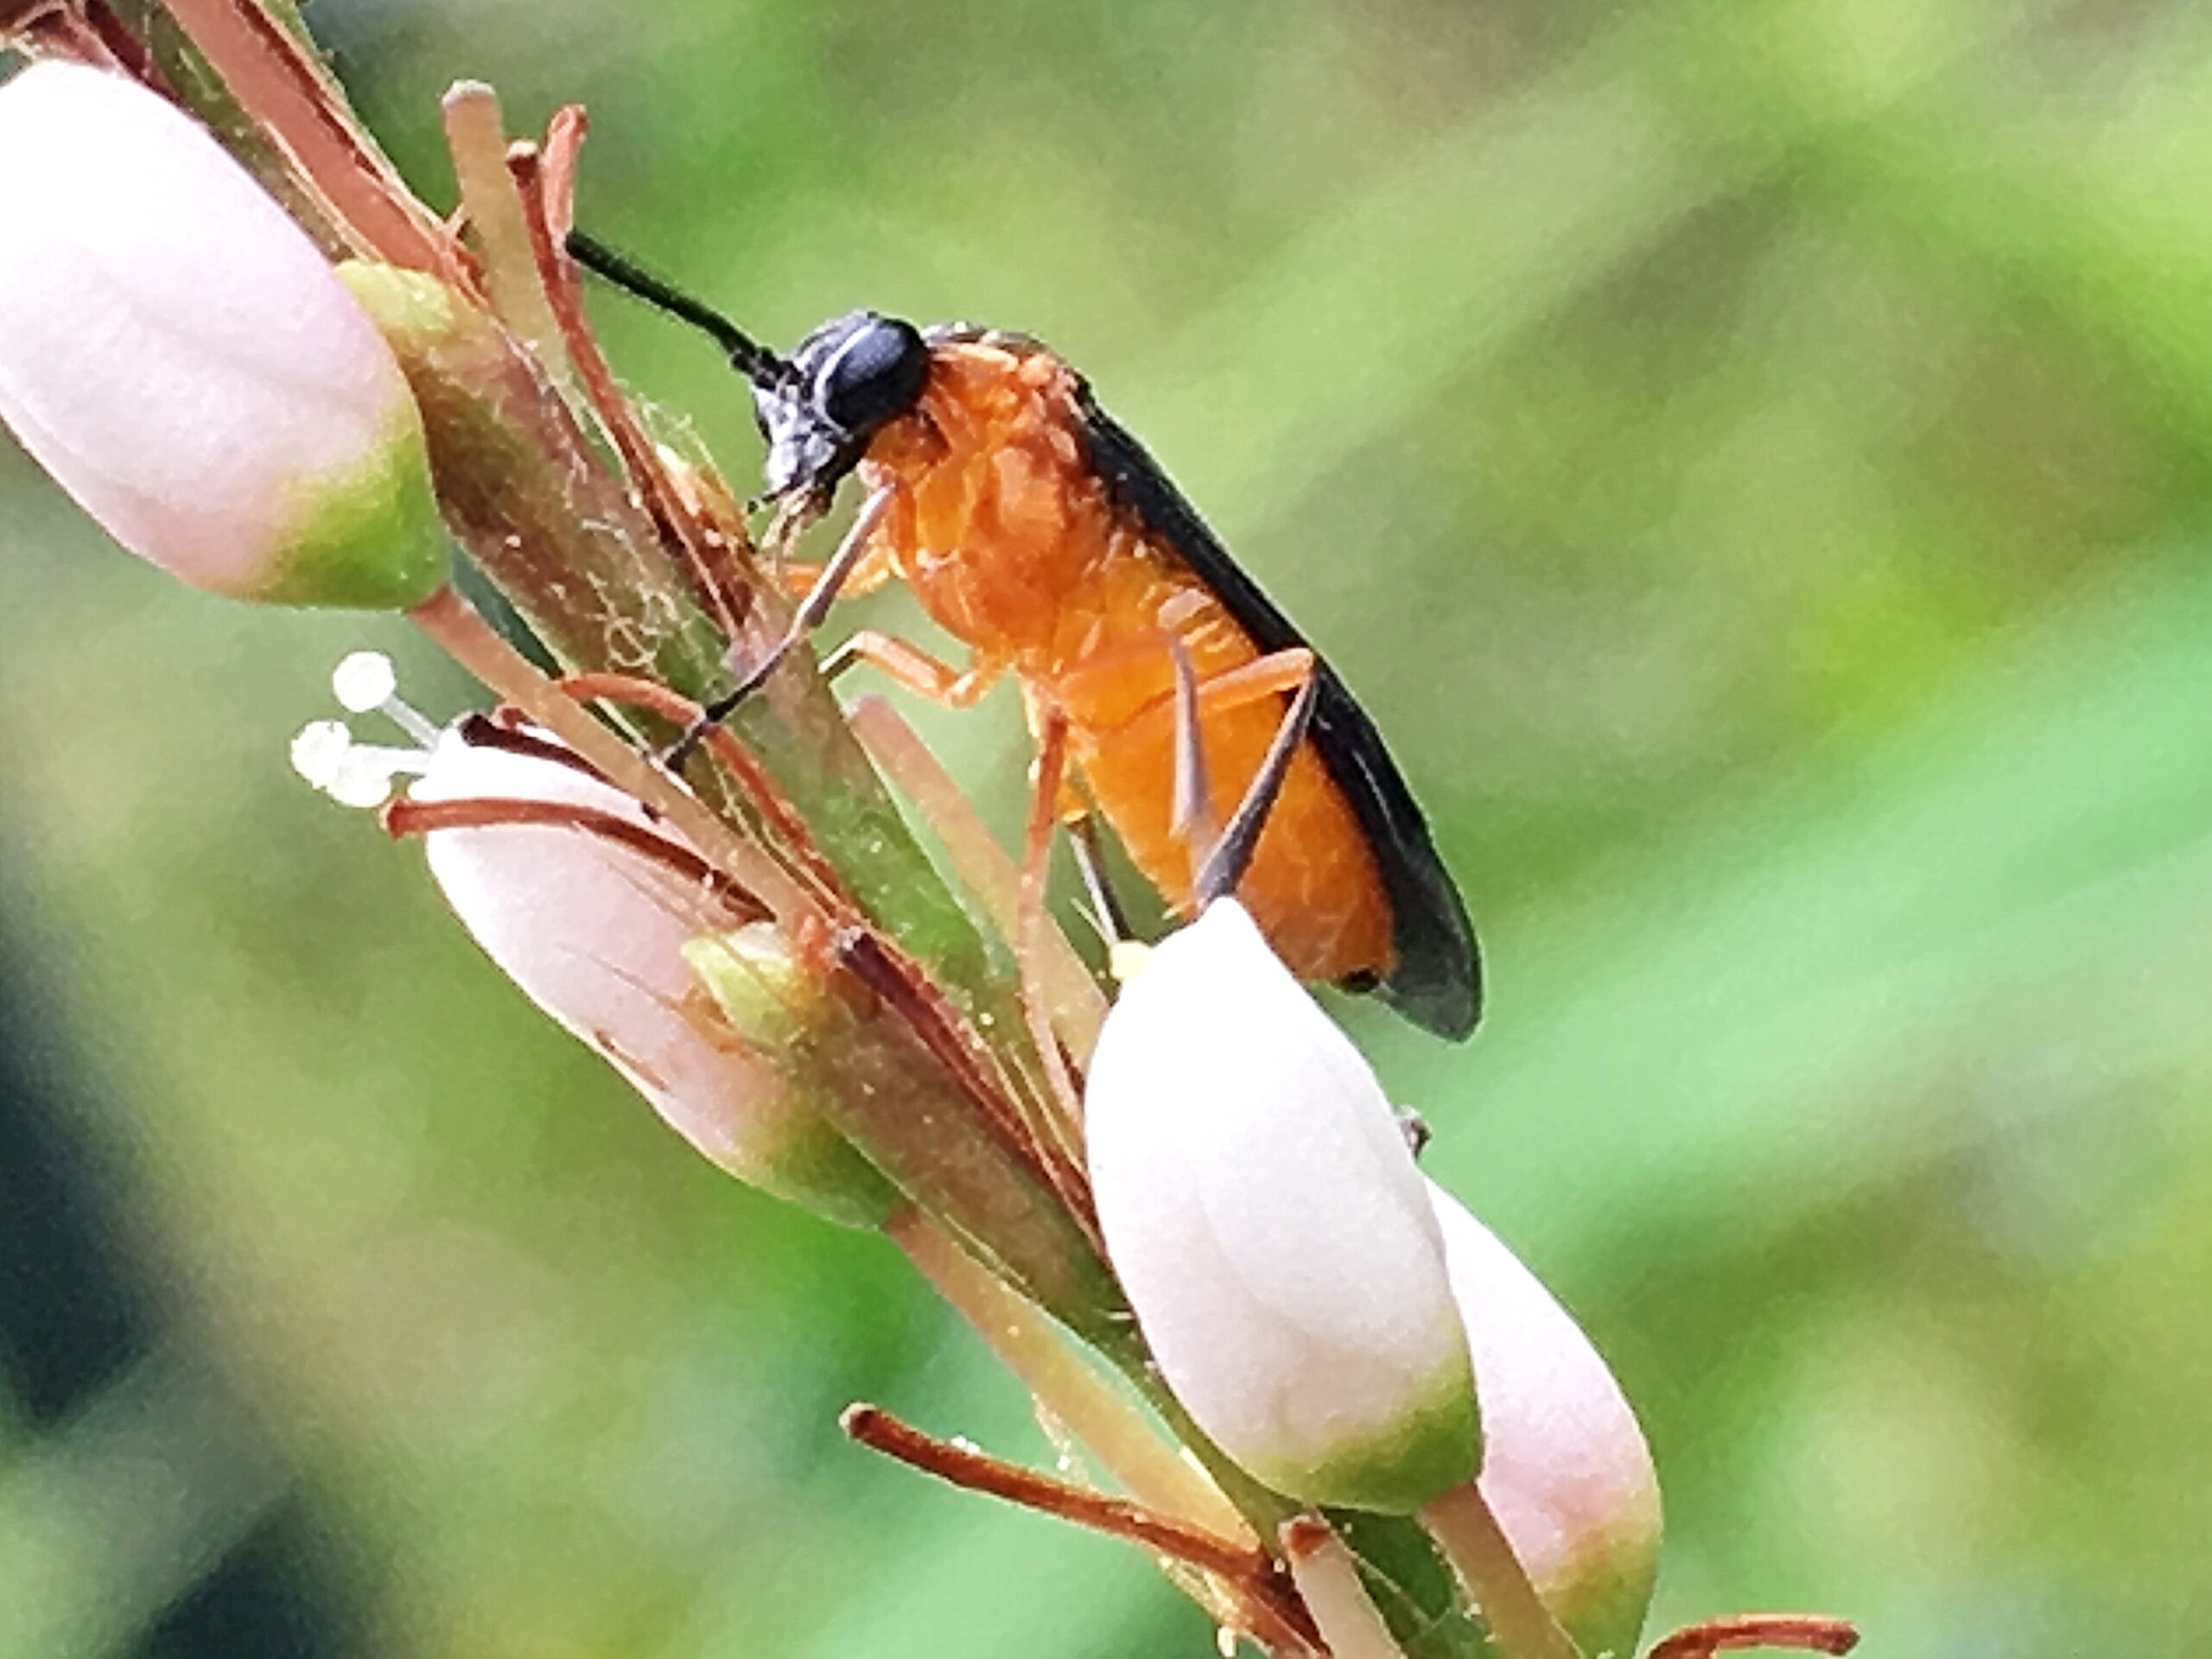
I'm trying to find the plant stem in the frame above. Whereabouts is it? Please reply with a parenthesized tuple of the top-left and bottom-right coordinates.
(1643, 1615, 1859, 1659)
(1282, 1517, 1411, 1659)
(887, 1206, 1244, 1541)
(1419, 1484, 1580, 1659)
(841, 1402, 1268, 1585)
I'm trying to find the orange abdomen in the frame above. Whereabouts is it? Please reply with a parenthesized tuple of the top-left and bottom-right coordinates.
(860, 336, 1395, 983)
(1068, 644, 1395, 982)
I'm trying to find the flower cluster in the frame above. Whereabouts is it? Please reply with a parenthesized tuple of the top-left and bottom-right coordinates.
(0, 31, 1852, 1659)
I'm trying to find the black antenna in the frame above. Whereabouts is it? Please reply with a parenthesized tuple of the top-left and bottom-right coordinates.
(564, 231, 794, 391)
(1192, 671, 1321, 910)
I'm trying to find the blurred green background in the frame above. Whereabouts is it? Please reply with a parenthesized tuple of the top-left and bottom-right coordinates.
(6, 0, 2212, 1653)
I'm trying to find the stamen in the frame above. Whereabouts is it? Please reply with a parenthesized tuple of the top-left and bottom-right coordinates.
(289, 720, 353, 791)
(1645, 1614, 1860, 1659)
(327, 748, 408, 810)
(330, 649, 397, 713)
(290, 715, 437, 810)
(839, 1403, 1282, 1590)
(840, 1403, 1320, 1653)
(381, 793, 768, 923)
(330, 741, 436, 809)
(332, 649, 443, 747)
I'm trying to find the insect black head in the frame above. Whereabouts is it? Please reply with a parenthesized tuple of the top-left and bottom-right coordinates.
(563, 232, 929, 499)
(756, 310, 931, 497)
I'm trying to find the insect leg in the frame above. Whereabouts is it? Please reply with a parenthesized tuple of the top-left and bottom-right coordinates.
(819, 630, 1003, 707)
(664, 488, 895, 766)
(1065, 811, 1134, 949)
(1076, 644, 1317, 753)
(1164, 647, 1315, 727)
(1016, 706, 1090, 1162)
(1192, 659, 1319, 908)
(771, 546, 899, 602)
(1166, 640, 1212, 853)
(1161, 639, 1318, 861)
(1069, 641, 1319, 934)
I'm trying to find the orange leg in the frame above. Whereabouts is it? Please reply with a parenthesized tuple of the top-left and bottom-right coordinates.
(1009, 680, 1128, 950)
(1010, 706, 1092, 1185)
(1117, 645, 1315, 743)
(1179, 652, 1320, 907)
(1048, 644, 1321, 938)
(1030, 643, 1316, 822)
(1125, 643, 1318, 867)
(773, 545, 899, 601)
(668, 489, 899, 764)
(822, 629, 1005, 708)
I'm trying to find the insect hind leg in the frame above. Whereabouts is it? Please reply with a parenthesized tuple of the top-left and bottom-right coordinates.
(1185, 652, 1320, 908)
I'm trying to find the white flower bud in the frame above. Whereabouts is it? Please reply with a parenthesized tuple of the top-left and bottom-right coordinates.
(1431, 1185, 1662, 1657)
(1086, 899, 1478, 1513)
(413, 734, 893, 1226)
(0, 61, 444, 608)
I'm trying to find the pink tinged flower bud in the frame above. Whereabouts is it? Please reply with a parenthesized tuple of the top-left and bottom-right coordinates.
(0, 61, 444, 608)
(412, 734, 895, 1228)
(1430, 1185, 1662, 1659)
(1086, 899, 1478, 1514)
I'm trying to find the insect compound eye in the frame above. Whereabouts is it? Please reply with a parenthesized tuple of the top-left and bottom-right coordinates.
(813, 315, 930, 439)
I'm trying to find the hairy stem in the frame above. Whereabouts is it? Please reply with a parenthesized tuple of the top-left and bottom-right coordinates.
(407, 584, 810, 925)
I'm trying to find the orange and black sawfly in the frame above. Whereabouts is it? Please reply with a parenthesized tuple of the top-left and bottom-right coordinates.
(569, 232, 1481, 1042)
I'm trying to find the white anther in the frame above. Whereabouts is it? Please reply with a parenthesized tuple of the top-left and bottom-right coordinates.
(289, 721, 353, 790)
(331, 650, 397, 713)
(326, 753, 397, 810)
(329, 742, 439, 809)
(328, 647, 442, 747)
(293, 715, 436, 810)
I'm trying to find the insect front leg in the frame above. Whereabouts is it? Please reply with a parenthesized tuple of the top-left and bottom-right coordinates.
(769, 545, 899, 602)
(664, 486, 897, 766)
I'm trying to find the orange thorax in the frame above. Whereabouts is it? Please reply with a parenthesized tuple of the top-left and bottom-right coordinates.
(859, 337, 1395, 982)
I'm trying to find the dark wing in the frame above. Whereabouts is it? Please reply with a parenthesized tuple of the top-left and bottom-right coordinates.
(1072, 393, 1482, 1041)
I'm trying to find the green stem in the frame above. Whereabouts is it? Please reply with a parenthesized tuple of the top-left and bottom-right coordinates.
(1420, 1484, 1580, 1659)
(887, 1207, 1245, 1541)
(1283, 1518, 1411, 1659)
